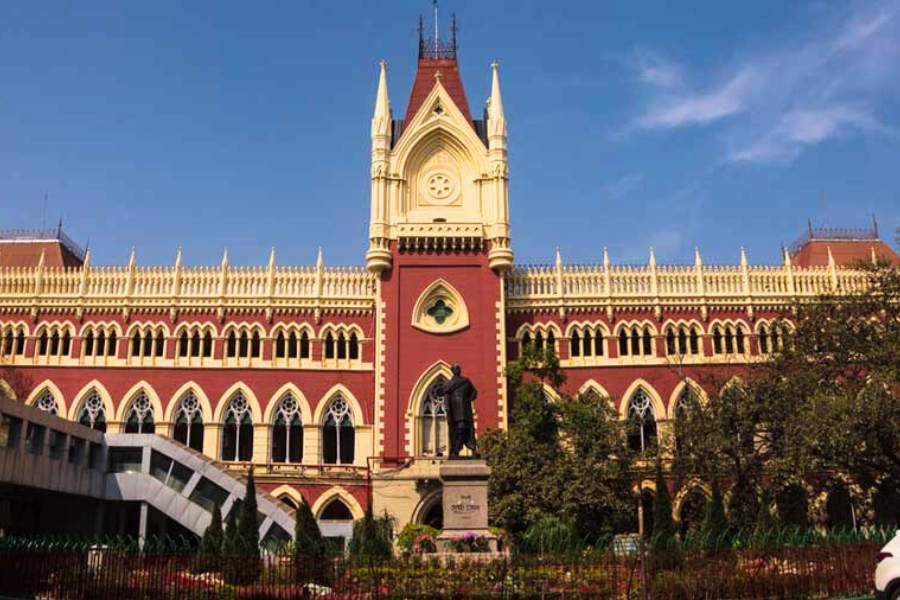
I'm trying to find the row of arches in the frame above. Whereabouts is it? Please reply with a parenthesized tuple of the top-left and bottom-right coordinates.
(19, 381, 367, 466)
(517, 318, 792, 359)
(0, 320, 368, 363)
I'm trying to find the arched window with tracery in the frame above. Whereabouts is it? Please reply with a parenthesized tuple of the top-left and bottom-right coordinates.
(124, 391, 156, 434)
(271, 394, 302, 464)
(323, 395, 354, 465)
(673, 386, 698, 450)
(222, 392, 253, 461)
(34, 389, 59, 415)
(626, 389, 657, 453)
(173, 392, 204, 452)
(420, 376, 448, 457)
(78, 390, 107, 432)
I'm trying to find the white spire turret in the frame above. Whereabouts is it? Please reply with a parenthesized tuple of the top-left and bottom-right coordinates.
(487, 62, 506, 142)
(371, 61, 392, 140)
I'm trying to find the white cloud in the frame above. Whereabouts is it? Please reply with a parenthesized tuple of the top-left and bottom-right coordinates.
(628, 0, 900, 164)
(633, 50, 684, 89)
(602, 173, 643, 200)
(636, 68, 764, 129)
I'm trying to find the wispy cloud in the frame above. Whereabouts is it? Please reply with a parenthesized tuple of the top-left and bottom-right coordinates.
(628, 0, 900, 165)
(602, 173, 643, 200)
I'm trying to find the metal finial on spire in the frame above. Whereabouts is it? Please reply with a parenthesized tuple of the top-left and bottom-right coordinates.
(451, 13, 458, 53)
(418, 15, 425, 58)
(433, 0, 439, 54)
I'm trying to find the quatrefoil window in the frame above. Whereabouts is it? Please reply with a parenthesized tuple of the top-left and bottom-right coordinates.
(411, 279, 469, 334)
(427, 298, 454, 324)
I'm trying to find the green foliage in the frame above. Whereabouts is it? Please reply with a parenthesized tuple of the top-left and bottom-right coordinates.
(775, 483, 808, 529)
(293, 497, 324, 559)
(520, 516, 583, 555)
(753, 492, 778, 536)
(825, 482, 854, 530)
(873, 484, 900, 527)
(396, 523, 439, 556)
(222, 502, 238, 555)
(727, 475, 760, 532)
(236, 469, 260, 556)
(348, 504, 394, 559)
(199, 504, 223, 556)
(701, 480, 729, 542)
(486, 343, 634, 542)
(652, 460, 676, 542)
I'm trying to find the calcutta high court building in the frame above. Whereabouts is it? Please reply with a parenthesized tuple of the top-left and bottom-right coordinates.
(0, 17, 897, 539)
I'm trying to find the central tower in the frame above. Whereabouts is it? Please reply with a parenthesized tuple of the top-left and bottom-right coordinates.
(366, 17, 512, 273)
(368, 17, 512, 472)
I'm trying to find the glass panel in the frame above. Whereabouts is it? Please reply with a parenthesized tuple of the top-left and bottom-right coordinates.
(189, 477, 230, 514)
(68, 437, 84, 464)
(25, 423, 45, 455)
(48, 430, 66, 460)
(108, 447, 143, 474)
(150, 450, 173, 483)
(0, 414, 22, 449)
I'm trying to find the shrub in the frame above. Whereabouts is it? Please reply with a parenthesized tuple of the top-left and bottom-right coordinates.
(349, 505, 394, 559)
(521, 516, 582, 555)
(775, 483, 808, 529)
(450, 531, 490, 553)
(396, 523, 439, 556)
(293, 497, 324, 559)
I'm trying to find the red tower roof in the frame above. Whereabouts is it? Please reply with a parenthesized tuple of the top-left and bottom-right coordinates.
(788, 222, 899, 267)
(403, 15, 473, 126)
(0, 227, 85, 268)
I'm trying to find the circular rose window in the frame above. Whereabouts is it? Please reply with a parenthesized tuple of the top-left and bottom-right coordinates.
(425, 172, 455, 202)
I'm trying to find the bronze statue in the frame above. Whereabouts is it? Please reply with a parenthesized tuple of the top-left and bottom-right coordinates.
(442, 364, 478, 459)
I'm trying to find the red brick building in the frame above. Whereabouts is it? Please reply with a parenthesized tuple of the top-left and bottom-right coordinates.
(0, 24, 897, 537)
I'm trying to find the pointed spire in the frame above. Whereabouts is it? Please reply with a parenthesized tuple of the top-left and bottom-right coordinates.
(554, 246, 562, 269)
(174, 246, 183, 268)
(648, 246, 656, 268)
(487, 62, 506, 139)
(221, 248, 229, 268)
(603, 247, 610, 268)
(739, 247, 748, 267)
(37, 248, 46, 269)
(371, 61, 391, 138)
(128, 246, 137, 269)
(82, 247, 91, 269)
(694, 247, 702, 267)
(871, 246, 878, 265)
(268, 247, 276, 269)
(827, 245, 835, 267)
(316, 246, 324, 270)
(783, 246, 792, 267)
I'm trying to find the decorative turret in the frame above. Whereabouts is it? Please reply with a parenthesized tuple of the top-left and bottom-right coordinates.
(487, 62, 507, 147)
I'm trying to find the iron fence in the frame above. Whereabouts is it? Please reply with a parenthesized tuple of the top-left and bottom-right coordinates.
(0, 532, 887, 599)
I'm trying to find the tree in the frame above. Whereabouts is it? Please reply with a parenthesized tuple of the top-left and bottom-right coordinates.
(652, 460, 676, 542)
(348, 504, 393, 559)
(701, 480, 728, 543)
(199, 504, 224, 556)
(774, 482, 808, 529)
(484, 344, 634, 540)
(237, 468, 261, 556)
(293, 497, 324, 558)
(222, 504, 239, 556)
(824, 482, 854, 530)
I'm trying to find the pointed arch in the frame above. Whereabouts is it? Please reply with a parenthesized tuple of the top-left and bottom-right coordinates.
(25, 380, 66, 416)
(311, 486, 365, 520)
(405, 361, 453, 417)
(618, 379, 665, 419)
(314, 384, 365, 425)
(541, 383, 561, 404)
(666, 378, 709, 420)
(164, 382, 213, 423)
(269, 484, 304, 506)
(0, 379, 17, 400)
(116, 380, 164, 422)
(213, 382, 262, 423)
(68, 380, 114, 422)
(264, 383, 312, 424)
(673, 480, 712, 523)
(411, 488, 444, 526)
(577, 379, 612, 401)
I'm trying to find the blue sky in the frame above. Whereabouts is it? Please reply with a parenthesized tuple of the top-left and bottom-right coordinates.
(1, 1, 898, 267)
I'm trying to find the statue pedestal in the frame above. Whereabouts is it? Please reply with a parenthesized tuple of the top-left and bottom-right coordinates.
(437, 459, 499, 553)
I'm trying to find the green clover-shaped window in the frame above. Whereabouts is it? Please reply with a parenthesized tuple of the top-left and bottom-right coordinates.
(427, 298, 454, 325)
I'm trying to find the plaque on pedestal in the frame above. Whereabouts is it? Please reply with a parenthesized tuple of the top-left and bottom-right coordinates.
(437, 459, 498, 553)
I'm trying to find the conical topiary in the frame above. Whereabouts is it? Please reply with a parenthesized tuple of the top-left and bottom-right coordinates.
(652, 460, 676, 544)
(200, 504, 224, 555)
(294, 497, 324, 558)
(223, 503, 239, 556)
(701, 479, 729, 546)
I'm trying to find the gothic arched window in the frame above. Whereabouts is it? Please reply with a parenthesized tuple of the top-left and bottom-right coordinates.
(173, 392, 204, 452)
(570, 331, 581, 357)
(271, 394, 302, 464)
(626, 389, 656, 453)
(689, 327, 700, 354)
(35, 389, 59, 415)
(124, 391, 155, 434)
(222, 392, 253, 461)
(420, 376, 448, 457)
(618, 329, 628, 356)
(323, 395, 354, 465)
(78, 390, 107, 433)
